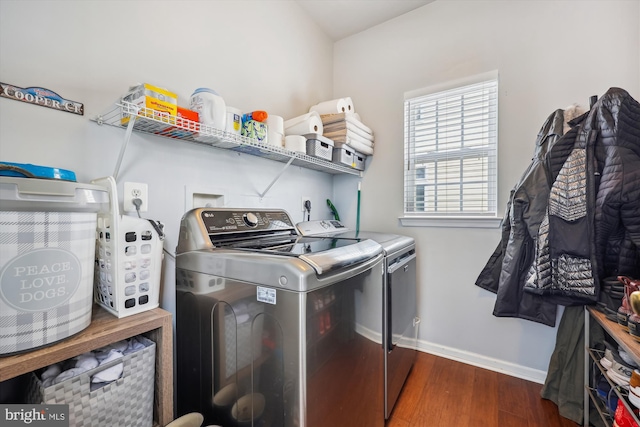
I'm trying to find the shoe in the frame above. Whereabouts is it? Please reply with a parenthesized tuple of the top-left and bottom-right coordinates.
(620, 347, 640, 368)
(608, 359, 634, 389)
(629, 314, 640, 342)
(618, 276, 640, 331)
(602, 348, 616, 370)
(630, 370, 640, 409)
(614, 402, 639, 427)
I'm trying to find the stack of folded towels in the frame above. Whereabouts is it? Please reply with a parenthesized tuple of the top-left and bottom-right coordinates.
(308, 97, 374, 157)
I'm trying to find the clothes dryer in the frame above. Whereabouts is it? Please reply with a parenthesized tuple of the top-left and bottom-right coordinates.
(297, 219, 419, 419)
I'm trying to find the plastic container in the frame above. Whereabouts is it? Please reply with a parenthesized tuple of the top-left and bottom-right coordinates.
(0, 175, 109, 355)
(332, 145, 355, 167)
(91, 177, 163, 318)
(353, 151, 366, 171)
(305, 135, 334, 161)
(189, 88, 226, 131)
(226, 106, 242, 136)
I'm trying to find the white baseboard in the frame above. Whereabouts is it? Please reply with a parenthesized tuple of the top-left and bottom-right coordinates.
(415, 338, 548, 384)
(355, 323, 548, 384)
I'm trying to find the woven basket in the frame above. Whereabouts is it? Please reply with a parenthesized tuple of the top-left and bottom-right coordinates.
(27, 336, 155, 427)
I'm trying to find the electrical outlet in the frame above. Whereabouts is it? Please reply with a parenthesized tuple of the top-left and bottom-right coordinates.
(124, 182, 148, 213)
(301, 197, 311, 212)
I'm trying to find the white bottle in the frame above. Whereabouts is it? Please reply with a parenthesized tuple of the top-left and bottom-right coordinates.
(189, 88, 226, 132)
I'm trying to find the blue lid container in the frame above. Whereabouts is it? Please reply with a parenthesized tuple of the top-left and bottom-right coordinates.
(0, 161, 77, 181)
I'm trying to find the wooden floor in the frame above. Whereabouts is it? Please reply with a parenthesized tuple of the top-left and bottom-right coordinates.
(388, 351, 579, 427)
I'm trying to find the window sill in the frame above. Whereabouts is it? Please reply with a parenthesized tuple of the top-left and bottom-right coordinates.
(399, 216, 503, 229)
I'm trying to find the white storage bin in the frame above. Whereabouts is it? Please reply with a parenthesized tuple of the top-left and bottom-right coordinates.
(305, 135, 334, 161)
(91, 177, 163, 318)
(0, 175, 108, 355)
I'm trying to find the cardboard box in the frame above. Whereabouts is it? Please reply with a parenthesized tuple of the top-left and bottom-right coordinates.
(121, 83, 178, 125)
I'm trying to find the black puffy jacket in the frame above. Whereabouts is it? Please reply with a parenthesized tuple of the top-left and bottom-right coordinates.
(524, 88, 640, 303)
(477, 88, 640, 325)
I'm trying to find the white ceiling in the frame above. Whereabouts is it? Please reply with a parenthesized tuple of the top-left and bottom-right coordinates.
(296, 0, 434, 41)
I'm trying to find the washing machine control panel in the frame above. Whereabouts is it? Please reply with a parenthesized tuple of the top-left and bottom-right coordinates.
(199, 208, 296, 235)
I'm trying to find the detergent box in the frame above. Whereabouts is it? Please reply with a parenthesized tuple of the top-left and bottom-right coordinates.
(121, 83, 178, 125)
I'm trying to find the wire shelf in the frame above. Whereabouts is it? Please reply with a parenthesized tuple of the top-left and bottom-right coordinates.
(93, 101, 362, 176)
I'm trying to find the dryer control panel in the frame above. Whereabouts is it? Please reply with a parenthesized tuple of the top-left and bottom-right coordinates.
(297, 219, 349, 236)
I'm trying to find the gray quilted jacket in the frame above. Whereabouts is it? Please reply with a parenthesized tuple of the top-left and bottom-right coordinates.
(524, 88, 640, 303)
(477, 87, 640, 325)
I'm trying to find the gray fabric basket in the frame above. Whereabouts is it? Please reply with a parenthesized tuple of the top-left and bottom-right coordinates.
(27, 335, 156, 427)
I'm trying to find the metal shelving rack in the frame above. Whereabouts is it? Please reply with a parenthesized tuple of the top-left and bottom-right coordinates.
(584, 307, 640, 426)
(93, 101, 362, 197)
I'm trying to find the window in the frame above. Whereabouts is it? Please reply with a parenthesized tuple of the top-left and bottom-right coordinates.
(402, 72, 498, 226)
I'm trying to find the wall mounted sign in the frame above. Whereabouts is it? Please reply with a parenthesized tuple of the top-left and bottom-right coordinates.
(0, 82, 84, 115)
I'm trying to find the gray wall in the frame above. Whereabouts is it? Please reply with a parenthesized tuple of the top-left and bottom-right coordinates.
(332, 0, 640, 381)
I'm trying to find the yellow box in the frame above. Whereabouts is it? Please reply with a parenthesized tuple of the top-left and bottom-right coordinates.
(121, 83, 178, 125)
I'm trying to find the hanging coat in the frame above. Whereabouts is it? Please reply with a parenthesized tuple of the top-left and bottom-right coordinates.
(475, 108, 577, 326)
(524, 88, 640, 302)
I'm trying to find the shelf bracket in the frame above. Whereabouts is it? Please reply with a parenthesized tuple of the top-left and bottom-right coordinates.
(113, 115, 137, 180)
(258, 156, 295, 199)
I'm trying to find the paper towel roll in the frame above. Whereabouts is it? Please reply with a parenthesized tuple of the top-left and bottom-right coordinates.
(267, 129, 284, 147)
(309, 98, 354, 115)
(265, 115, 284, 135)
(284, 135, 306, 153)
(284, 112, 323, 136)
(344, 97, 355, 114)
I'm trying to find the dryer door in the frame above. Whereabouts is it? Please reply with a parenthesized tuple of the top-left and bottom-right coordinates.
(385, 251, 418, 419)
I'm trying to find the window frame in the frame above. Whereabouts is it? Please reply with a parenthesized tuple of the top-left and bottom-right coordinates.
(400, 70, 501, 229)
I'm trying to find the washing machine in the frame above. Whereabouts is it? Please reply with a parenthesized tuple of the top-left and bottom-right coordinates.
(175, 208, 386, 427)
(296, 219, 419, 419)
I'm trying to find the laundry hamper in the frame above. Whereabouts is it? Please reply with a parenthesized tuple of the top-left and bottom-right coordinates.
(27, 335, 156, 427)
(0, 167, 109, 355)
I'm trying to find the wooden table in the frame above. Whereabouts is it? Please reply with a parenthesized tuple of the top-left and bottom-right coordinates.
(0, 304, 173, 426)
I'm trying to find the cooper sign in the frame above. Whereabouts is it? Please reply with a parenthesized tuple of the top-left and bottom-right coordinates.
(0, 82, 84, 115)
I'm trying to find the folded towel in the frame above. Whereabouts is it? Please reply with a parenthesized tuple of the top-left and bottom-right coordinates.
(320, 113, 373, 137)
(324, 129, 374, 150)
(331, 137, 374, 156)
(323, 121, 373, 141)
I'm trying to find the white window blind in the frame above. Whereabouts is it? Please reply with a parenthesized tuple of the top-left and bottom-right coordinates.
(404, 77, 498, 218)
